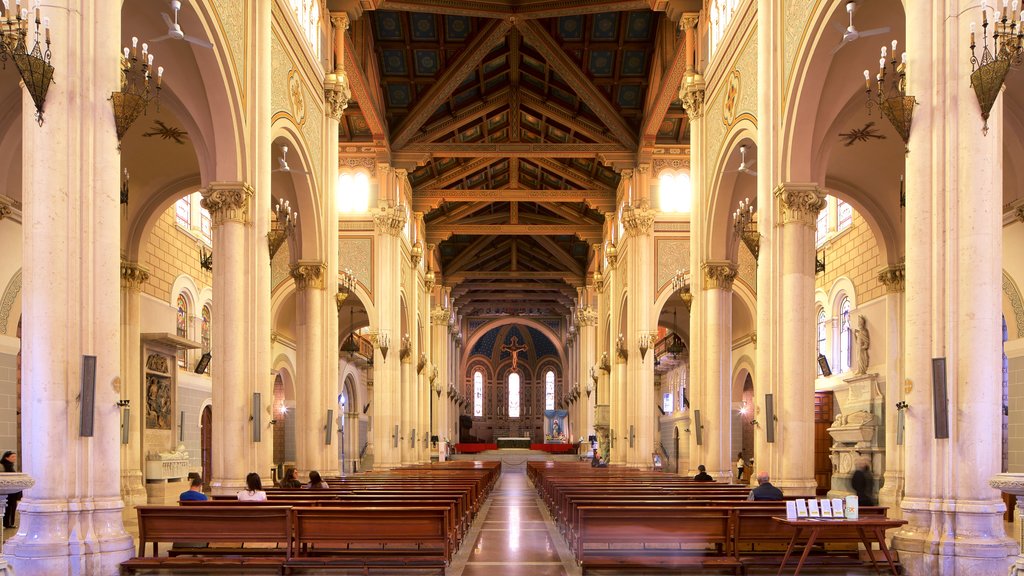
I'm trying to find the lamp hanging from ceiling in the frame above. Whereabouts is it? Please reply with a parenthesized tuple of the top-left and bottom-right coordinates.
(111, 36, 163, 142)
(0, 2, 55, 125)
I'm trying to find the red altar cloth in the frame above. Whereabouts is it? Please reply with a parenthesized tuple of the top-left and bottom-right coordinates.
(455, 443, 497, 453)
(532, 443, 578, 453)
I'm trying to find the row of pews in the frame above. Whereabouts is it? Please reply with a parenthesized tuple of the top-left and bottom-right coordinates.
(120, 460, 500, 575)
(528, 461, 899, 575)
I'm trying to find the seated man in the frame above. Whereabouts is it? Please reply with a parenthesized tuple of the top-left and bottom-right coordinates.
(693, 464, 714, 482)
(591, 453, 608, 468)
(747, 471, 784, 500)
(179, 476, 208, 501)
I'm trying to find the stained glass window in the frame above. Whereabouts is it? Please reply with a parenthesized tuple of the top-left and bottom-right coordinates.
(508, 373, 520, 418)
(473, 371, 483, 417)
(837, 199, 853, 231)
(816, 204, 828, 246)
(289, 0, 321, 59)
(839, 297, 852, 373)
(817, 309, 827, 375)
(176, 294, 188, 367)
(175, 195, 191, 228)
(545, 371, 555, 411)
(201, 305, 211, 373)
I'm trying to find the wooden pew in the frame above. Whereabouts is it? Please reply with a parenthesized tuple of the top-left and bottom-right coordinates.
(119, 506, 291, 575)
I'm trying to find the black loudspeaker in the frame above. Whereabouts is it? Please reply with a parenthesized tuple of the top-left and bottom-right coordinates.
(194, 352, 211, 375)
(410, 427, 417, 448)
(120, 407, 130, 445)
(932, 357, 949, 439)
(326, 409, 334, 445)
(393, 424, 400, 448)
(179, 410, 185, 441)
(252, 393, 262, 442)
(80, 355, 97, 437)
(629, 424, 635, 448)
(694, 410, 703, 446)
(765, 394, 775, 443)
(817, 354, 832, 377)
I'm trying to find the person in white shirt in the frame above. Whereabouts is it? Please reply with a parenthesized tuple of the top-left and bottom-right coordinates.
(736, 452, 746, 482)
(237, 472, 268, 501)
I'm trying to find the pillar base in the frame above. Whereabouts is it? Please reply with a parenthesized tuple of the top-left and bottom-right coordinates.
(877, 472, 904, 513)
(120, 468, 148, 509)
(5, 498, 134, 576)
(892, 497, 1016, 576)
(210, 477, 248, 497)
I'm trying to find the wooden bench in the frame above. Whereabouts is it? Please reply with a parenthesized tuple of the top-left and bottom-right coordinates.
(119, 506, 291, 575)
(283, 506, 450, 575)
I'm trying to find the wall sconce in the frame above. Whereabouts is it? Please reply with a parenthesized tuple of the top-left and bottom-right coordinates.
(1, 4, 55, 125)
(599, 351, 611, 372)
(969, 5, 1018, 133)
(268, 198, 298, 259)
(864, 40, 916, 147)
(417, 353, 427, 374)
(895, 401, 909, 411)
(732, 198, 759, 260)
(410, 241, 423, 267)
(116, 399, 131, 407)
(637, 331, 655, 361)
(749, 419, 760, 427)
(370, 329, 390, 362)
(111, 36, 162, 141)
(199, 244, 213, 272)
(433, 382, 442, 397)
(586, 382, 594, 398)
(672, 269, 692, 310)
(399, 333, 411, 361)
(616, 333, 628, 361)
(429, 365, 439, 385)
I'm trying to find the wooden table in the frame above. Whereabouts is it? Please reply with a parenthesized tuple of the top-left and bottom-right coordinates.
(772, 516, 907, 576)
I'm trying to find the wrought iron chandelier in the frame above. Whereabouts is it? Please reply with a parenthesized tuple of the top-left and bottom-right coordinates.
(0, 1, 54, 125)
(863, 40, 915, 148)
(268, 197, 297, 258)
(732, 198, 759, 260)
(111, 36, 163, 143)
(969, 1, 1022, 133)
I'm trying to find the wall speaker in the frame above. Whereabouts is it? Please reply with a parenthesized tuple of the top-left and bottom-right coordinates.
(932, 357, 949, 439)
(896, 408, 905, 446)
(765, 394, 775, 443)
(194, 352, 211, 375)
(694, 409, 703, 446)
(80, 355, 97, 437)
(179, 410, 185, 441)
(817, 354, 832, 377)
(252, 392, 262, 442)
(410, 427, 417, 448)
(325, 409, 334, 445)
(120, 407, 130, 445)
(629, 424, 635, 448)
(393, 424, 400, 448)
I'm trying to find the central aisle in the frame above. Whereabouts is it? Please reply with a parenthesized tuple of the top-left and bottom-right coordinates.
(448, 465, 579, 576)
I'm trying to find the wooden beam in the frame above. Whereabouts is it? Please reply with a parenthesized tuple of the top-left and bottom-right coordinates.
(426, 224, 602, 243)
(531, 158, 608, 190)
(447, 270, 583, 284)
(413, 189, 614, 211)
(344, 29, 388, 142)
(413, 157, 498, 191)
(640, 17, 689, 143)
(452, 281, 578, 294)
(395, 142, 632, 157)
(429, 201, 491, 225)
(409, 92, 510, 144)
(445, 235, 499, 275)
(519, 92, 615, 144)
(370, 0, 651, 19)
(532, 235, 585, 276)
(390, 19, 513, 149)
(516, 19, 638, 149)
(539, 201, 591, 225)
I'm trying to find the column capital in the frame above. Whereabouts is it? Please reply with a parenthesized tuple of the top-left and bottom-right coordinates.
(576, 306, 598, 327)
(373, 204, 407, 236)
(331, 13, 350, 30)
(702, 260, 738, 291)
(290, 261, 327, 291)
(621, 204, 656, 237)
(430, 306, 450, 326)
(120, 259, 150, 291)
(877, 263, 906, 293)
(773, 183, 826, 227)
(680, 12, 699, 30)
(679, 81, 705, 119)
(201, 182, 254, 225)
(324, 74, 351, 121)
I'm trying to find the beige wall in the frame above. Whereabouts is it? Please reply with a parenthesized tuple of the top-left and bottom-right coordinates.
(815, 209, 884, 302)
(141, 206, 212, 302)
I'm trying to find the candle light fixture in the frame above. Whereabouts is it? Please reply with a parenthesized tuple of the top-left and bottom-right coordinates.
(969, 0, 1023, 133)
(732, 197, 759, 260)
(111, 36, 163, 143)
(863, 39, 916, 149)
(0, 1, 54, 125)
(268, 197, 297, 259)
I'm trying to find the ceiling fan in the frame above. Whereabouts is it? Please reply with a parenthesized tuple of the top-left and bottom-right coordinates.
(725, 145, 757, 177)
(833, 1, 891, 55)
(151, 1, 214, 49)
(272, 146, 310, 175)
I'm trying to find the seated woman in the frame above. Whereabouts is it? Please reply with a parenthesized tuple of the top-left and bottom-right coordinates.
(237, 472, 268, 501)
(280, 468, 302, 489)
(303, 470, 329, 489)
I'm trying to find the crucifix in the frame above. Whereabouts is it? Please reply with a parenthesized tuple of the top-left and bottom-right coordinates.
(501, 336, 527, 371)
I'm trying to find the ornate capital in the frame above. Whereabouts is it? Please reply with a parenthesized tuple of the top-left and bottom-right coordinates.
(290, 261, 327, 291)
(621, 204, 656, 237)
(576, 306, 598, 327)
(702, 260, 738, 291)
(679, 79, 705, 120)
(877, 263, 906, 293)
(120, 260, 150, 291)
(593, 270, 606, 293)
(201, 182, 254, 225)
(1016, 205, 1024, 223)
(324, 71, 351, 121)
(331, 13, 349, 31)
(774, 183, 826, 227)
(373, 204, 408, 236)
(430, 306, 450, 326)
(680, 13, 699, 30)
(0, 196, 12, 220)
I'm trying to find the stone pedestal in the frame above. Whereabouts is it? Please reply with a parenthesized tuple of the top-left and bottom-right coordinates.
(989, 474, 1024, 575)
(0, 473, 34, 574)
(827, 373, 884, 500)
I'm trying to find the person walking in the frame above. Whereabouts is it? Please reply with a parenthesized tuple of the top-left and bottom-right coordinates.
(736, 452, 746, 482)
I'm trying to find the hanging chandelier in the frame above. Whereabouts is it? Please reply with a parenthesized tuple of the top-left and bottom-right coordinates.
(969, 1, 1022, 133)
(863, 40, 915, 148)
(111, 36, 163, 142)
(732, 198, 759, 260)
(0, 2, 55, 125)
(268, 197, 297, 258)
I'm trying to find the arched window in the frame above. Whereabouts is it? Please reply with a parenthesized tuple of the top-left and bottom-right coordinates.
(838, 297, 852, 373)
(508, 373, 520, 418)
(837, 199, 853, 232)
(176, 195, 191, 228)
(815, 204, 828, 246)
(545, 370, 555, 411)
(337, 172, 371, 214)
(201, 304, 212, 373)
(658, 172, 692, 214)
(176, 294, 189, 367)
(662, 392, 673, 413)
(289, 0, 321, 59)
(816, 309, 827, 375)
(473, 371, 483, 417)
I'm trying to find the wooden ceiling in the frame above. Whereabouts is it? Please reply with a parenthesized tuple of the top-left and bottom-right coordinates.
(338, 0, 692, 317)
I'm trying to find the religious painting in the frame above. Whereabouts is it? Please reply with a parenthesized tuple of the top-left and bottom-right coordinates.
(145, 374, 172, 430)
(544, 409, 568, 443)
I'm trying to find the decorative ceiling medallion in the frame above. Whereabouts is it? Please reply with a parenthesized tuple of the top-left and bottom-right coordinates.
(288, 69, 306, 126)
(722, 69, 740, 127)
(142, 119, 189, 145)
(839, 121, 886, 147)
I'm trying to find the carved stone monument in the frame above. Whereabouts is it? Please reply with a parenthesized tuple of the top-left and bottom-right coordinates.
(0, 472, 34, 575)
(827, 371, 885, 500)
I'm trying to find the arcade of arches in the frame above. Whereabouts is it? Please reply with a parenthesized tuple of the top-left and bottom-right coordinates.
(0, 0, 1022, 574)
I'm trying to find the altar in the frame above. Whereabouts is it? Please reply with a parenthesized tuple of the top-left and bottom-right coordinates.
(496, 437, 531, 449)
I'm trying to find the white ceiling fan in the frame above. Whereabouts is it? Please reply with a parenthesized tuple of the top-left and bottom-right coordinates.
(725, 145, 757, 177)
(833, 1, 891, 55)
(151, 1, 214, 49)
(272, 146, 310, 175)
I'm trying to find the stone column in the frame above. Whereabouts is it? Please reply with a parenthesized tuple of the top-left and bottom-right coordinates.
(7, 1, 135, 572)
(772, 184, 825, 496)
(876, 264, 905, 510)
(577, 303, 597, 441)
(201, 184, 257, 493)
(892, 1, 1017, 572)
(701, 261, 737, 482)
(120, 261, 149, 508)
(292, 262, 328, 475)
(623, 185, 656, 467)
(430, 305, 449, 453)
